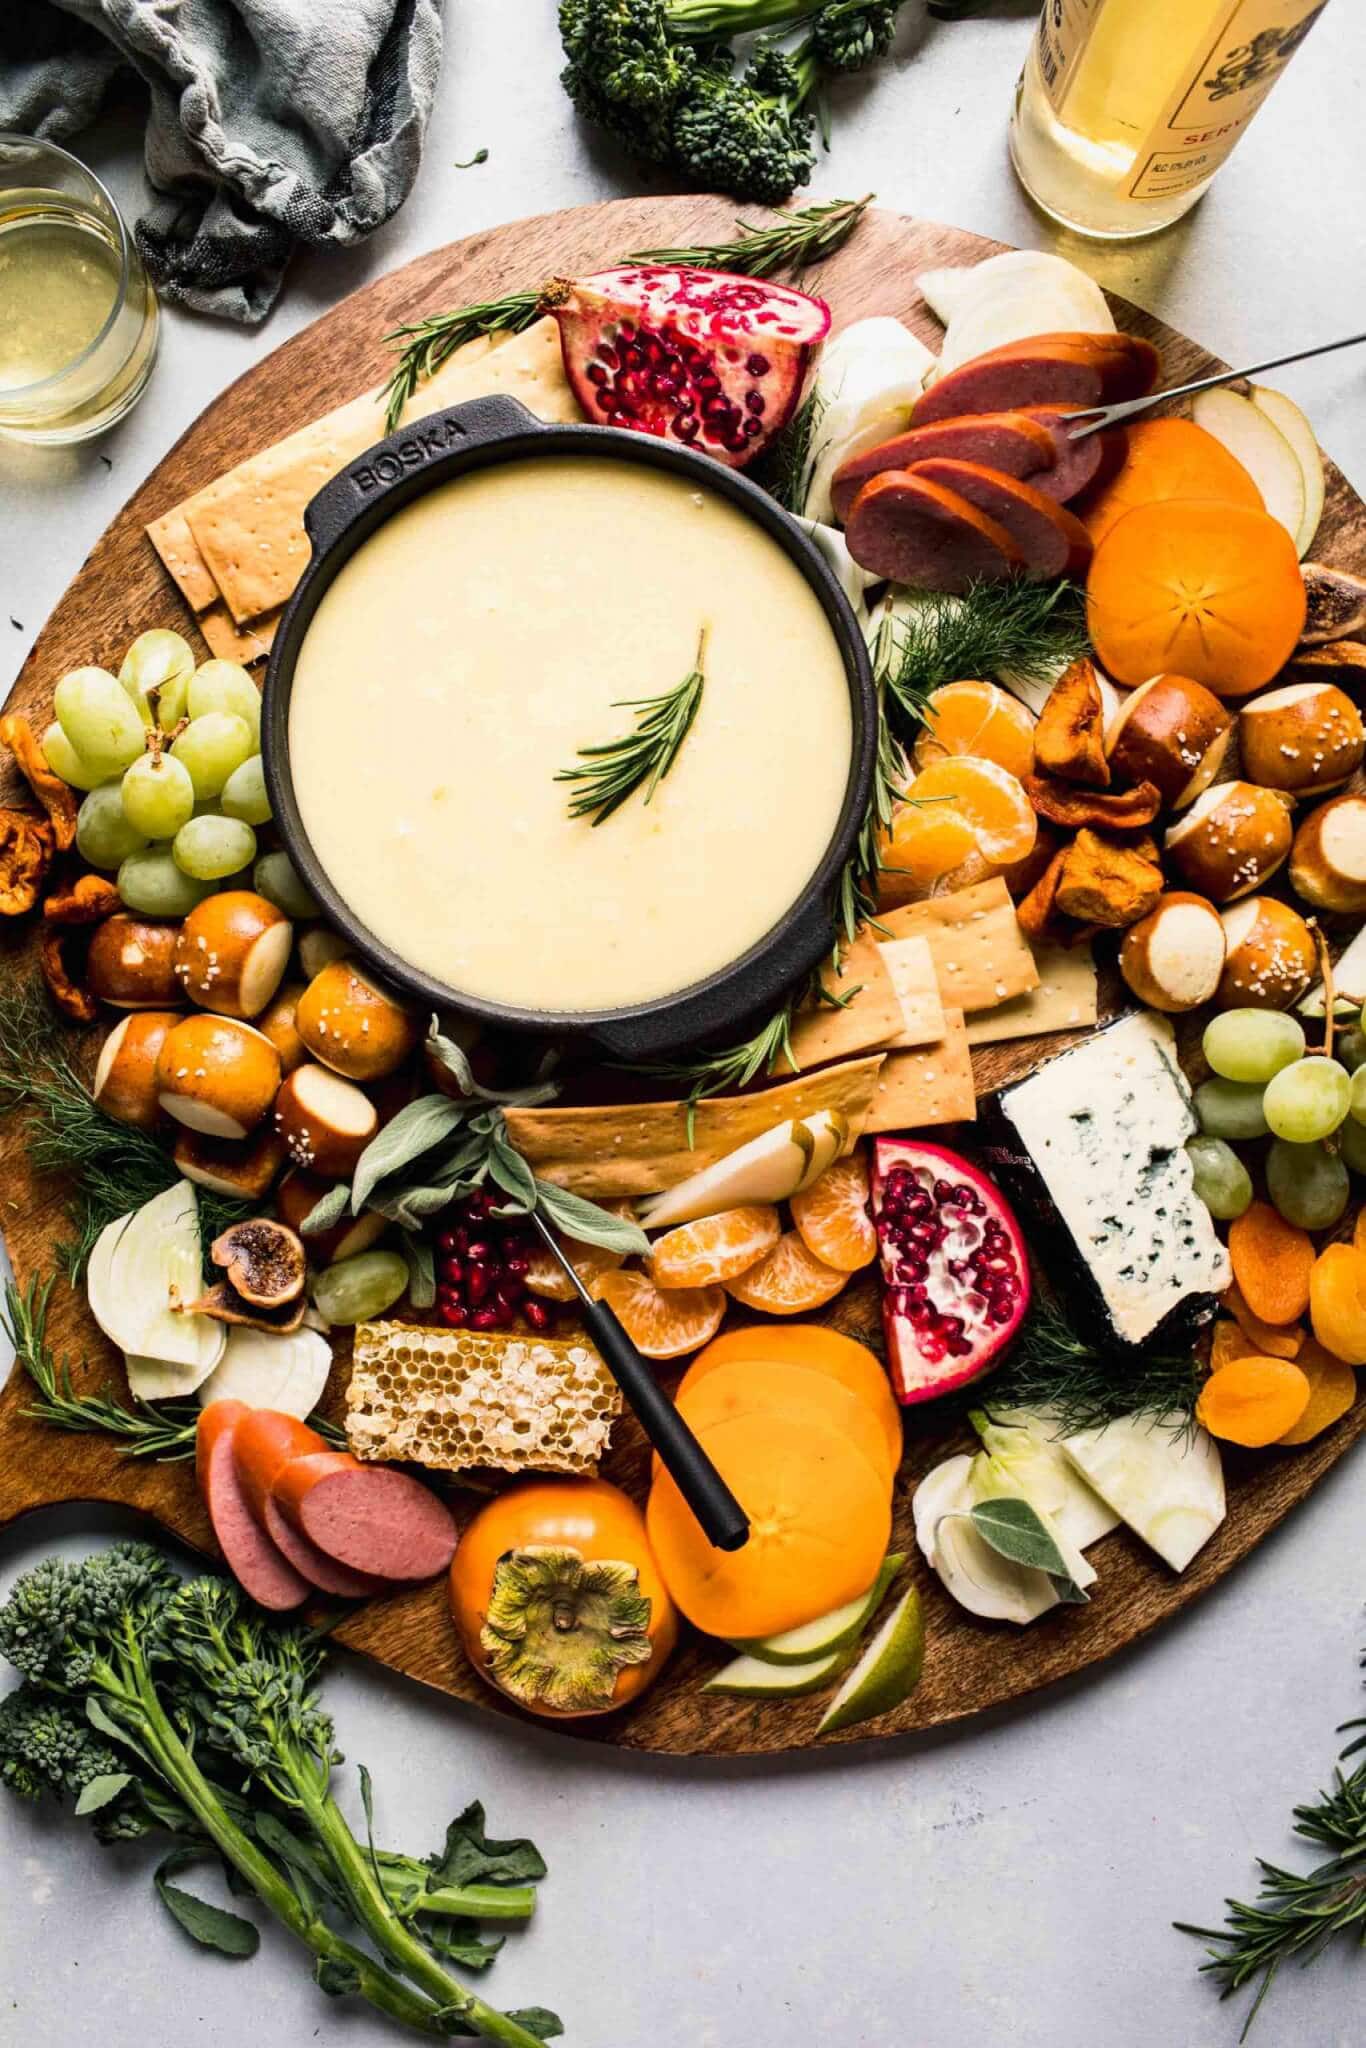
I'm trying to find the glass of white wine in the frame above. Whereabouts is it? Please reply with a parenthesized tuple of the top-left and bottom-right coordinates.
(0, 132, 159, 444)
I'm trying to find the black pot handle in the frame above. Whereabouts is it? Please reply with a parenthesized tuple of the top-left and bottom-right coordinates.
(302, 396, 549, 554)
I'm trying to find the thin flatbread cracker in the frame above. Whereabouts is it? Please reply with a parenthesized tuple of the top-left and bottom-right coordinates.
(147, 507, 219, 614)
(863, 1009, 975, 1133)
(186, 320, 577, 623)
(877, 879, 1038, 1012)
(776, 926, 904, 1073)
(877, 935, 946, 1048)
(965, 941, 1098, 1045)
(199, 603, 279, 666)
(505, 1055, 885, 1197)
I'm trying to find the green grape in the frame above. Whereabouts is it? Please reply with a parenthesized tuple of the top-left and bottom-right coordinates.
(1349, 1063, 1366, 1126)
(40, 720, 105, 792)
(188, 659, 261, 741)
(119, 629, 195, 729)
(1266, 1139, 1350, 1230)
(1336, 1029, 1366, 1074)
(173, 813, 257, 880)
(1194, 1076, 1271, 1141)
(1185, 1136, 1253, 1221)
(121, 750, 196, 839)
(312, 1250, 407, 1326)
(117, 847, 214, 917)
(1338, 1115, 1366, 1175)
(1202, 1008, 1305, 1084)
(54, 666, 147, 778)
(1262, 1055, 1351, 1143)
(253, 849, 319, 919)
(221, 754, 271, 826)
(76, 785, 150, 870)
(171, 712, 254, 798)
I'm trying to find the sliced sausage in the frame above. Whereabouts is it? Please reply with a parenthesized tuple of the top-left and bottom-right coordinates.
(233, 1408, 383, 1597)
(844, 470, 1024, 591)
(1013, 408, 1113, 503)
(974, 330, 1160, 402)
(272, 1451, 457, 1581)
(901, 459, 1092, 581)
(196, 1400, 310, 1612)
(829, 410, 1057, 523)
(912, 348, 1104, 427)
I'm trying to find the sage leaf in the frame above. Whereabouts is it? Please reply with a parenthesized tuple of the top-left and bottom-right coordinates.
(534, 1179, 649, 1257)
(300, 1183, 350, 1236)
(351, 1096, 467, 1212)
(968, 1497, 1088, 1601)
(488, 1138, 537, 1212)
(402, 1230, 436, 1310)
(74, 1771, 132, 1815)
(154, 1850, 259, 1958)
(427, 1022, 560, 1108)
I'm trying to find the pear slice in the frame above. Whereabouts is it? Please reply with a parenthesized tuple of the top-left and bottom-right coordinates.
(87, 1181, 225, 1380)
(637, 1111, 848, 1230)
(816, 1587, 925, 1736)
(1190, 388, 1305, 547)
(733, 1553, 906, 1666)
(1250, 385, 1325, 558)
(702, 1645, 854, 1699)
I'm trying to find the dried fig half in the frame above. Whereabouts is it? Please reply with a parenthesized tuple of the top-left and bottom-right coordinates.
(1299, 563, 1366, 646)
(210, 1218, 306, 1309)
(186, 1279, 306, 1333)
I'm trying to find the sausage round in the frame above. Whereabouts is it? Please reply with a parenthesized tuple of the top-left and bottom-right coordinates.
(911, 346, 1104, 428)
(829, 409, 1057, 523)
(196, 1400, 310, 1611)
(233, 1408, 384, 1597)
(843, 470, 1024, 591)
(901, 458, 1092, 581)
(272, 1452, 458, 1581)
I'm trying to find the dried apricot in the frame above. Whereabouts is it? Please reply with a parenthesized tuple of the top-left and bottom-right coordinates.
(1275, 1336, 1357, 1445)
(1196, 1354, 1310, 1446)
(1309, 1243, 1366, 1365)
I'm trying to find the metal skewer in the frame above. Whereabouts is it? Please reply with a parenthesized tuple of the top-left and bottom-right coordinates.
(529, 1210, 750, 1552)
(1063, 329, 1366, 440)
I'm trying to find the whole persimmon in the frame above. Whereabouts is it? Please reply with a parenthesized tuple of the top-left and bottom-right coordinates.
(449, 1478, 677, 1719)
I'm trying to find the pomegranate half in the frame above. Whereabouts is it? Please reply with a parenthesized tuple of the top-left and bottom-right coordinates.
(871, 1139, 1031, 1405)
(543, 265, 830, 469)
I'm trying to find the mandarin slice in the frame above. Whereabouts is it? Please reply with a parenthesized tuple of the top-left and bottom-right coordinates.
(594, 1268, 726, 1359)
(524, 1198, 635, 1303)
(903, 756, 1038, 866)
(646, 1406, 892, 1637)
(675, 1358, 895, 1488)
(878, 801, 981, 893)
(724, 1230, 849, 1315)
(650, 1204, 781, 1290)
(789, 1152, 877, 1273)
(680, 1324, 901, 1474)
(913, 679, 1037, 779)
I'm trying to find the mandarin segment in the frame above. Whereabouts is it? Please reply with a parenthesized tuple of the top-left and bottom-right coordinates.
(593, 1267, 726, 1359)
(724, 1230, 849, 1315)
(878, 801, 981, 893)
(789, 1152, 877, 1273)
(902, 756, 1038, 866)
(913, 680, 1037, 779)
(649, 1203, 782, 1289)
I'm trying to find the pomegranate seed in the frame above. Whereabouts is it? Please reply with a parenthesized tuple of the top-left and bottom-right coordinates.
(440, 1303, 468, 1329)
(466, 1266, 490, 1306)
(523, 1299, 551, 1332)
(470, 1307, 500, 1331)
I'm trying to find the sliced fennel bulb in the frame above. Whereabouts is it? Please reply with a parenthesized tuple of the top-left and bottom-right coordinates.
(969, 1407, 1120, 1551)
(1061, 1415, 1225, 1573)
(802, 317, 934, 524)
(969, 1451, 1096, 1592)
(912, 1454, 1061, 1626)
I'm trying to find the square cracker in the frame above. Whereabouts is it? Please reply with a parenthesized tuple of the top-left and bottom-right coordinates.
(147, 507, 220, 614)
(776, 926, 905, 1073)
(198, 603, 279, 666)
(877, 879, 1038, 1012)
(862, 1009, 975, 1134)
(504, 1055, 885, 1197)
(877, 935, 946, 1049)
(964, 941, 1098, 1045)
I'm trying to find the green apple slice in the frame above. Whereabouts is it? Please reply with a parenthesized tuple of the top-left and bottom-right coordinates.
(637, 1111, 849, 1229)
(702, 1645, 854, 1699)
(1190, 387, 1305, 546)
(816, 1588, 925, 1736)
(732, 1552, 906, 1666)
(1250, 384, 1325, 557)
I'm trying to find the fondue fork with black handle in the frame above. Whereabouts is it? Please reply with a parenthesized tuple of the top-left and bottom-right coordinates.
(529, 1211, 750, 1552)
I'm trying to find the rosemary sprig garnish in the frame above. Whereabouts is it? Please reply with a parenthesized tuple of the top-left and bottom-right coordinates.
(982, 1300, 1201, 1437)
(381, 195, 873, 430)
(0, 978, 252, 1276)
(1177, 1642, 1366, 2039)
(557, 630, 707, 825)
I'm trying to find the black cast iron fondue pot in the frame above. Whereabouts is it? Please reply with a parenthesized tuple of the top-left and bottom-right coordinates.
(262, 394, 877, 1059)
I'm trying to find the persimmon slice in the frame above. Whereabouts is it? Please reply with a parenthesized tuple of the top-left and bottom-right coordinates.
(649, 1204, 781, 1290)
(646, 1407, 892, 1638)
(1077, 417, 1264, 548)
(680, 1323, 901, 1475)
(1087, 498, 1307, 694)
(789, 1153, 877, 1273)
(724, 1230, 848, 1315)
(594, 1268, 725, 1359)
(676, 1357, 896, 1488)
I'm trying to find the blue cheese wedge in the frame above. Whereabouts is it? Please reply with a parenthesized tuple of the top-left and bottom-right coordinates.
(989, 1013, 1231, 1347)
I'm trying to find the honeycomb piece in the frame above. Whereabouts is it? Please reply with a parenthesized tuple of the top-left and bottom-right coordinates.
(347, 1322, 622, 1475)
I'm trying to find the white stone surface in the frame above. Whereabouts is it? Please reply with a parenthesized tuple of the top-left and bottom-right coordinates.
(3, 4, 1366, 2044)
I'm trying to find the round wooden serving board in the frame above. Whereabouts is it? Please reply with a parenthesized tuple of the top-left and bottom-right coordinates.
(2, 197, 1364, 1757)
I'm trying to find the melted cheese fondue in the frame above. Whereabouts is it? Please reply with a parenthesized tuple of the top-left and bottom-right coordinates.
(288, 455, 853, 1012)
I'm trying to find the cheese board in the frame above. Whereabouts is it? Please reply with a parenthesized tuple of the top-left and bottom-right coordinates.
(2, 194, 1365, 1758)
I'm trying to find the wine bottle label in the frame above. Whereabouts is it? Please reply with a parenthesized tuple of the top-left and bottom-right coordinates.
(1126, 0, 1327, 199)
(1034, 0, 1107, 114)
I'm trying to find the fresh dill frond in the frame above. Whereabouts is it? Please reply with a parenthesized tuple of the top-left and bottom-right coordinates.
(381, 194, 873, 431)
(879, 578, 1088, 739)
(1176, 1641, 1366, 2039)
(983, 1299, 1201, 1437)
(0, 977, 251, 1276)
(557, 629, 707, 825)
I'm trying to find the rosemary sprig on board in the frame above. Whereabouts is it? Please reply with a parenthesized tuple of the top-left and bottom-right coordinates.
(380, 194, 873, 430)
(557, 630, 707, 825)
(982, 1300, 1201, 1436)
(0, 978, 251, 1277)
(1176, 1644, 1366, 2039)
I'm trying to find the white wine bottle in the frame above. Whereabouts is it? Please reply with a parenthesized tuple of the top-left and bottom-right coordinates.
(1010, 0, 1331, 240)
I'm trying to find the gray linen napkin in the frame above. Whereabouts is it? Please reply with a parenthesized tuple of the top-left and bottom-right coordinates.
(0, 0, 444, 322)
